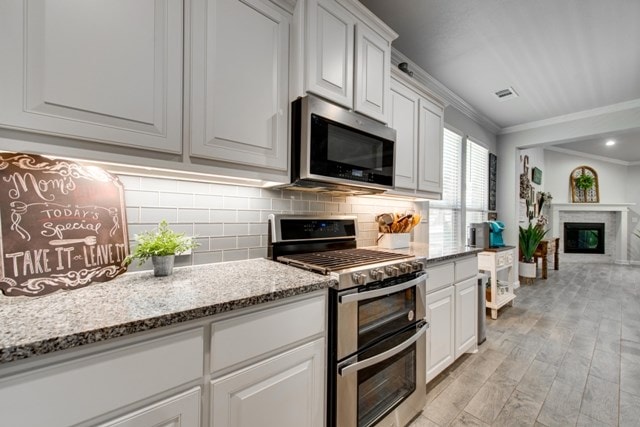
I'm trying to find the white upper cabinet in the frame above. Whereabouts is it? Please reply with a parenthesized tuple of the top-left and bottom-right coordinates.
(189, 0, 290, 172)
(354, 21, 391, 123)
(0, 0, 183, 153)
(389, 78, 419, 190)
(388, 72, 444, 198)
(305, 0, 355, 108)
(418, 96, 444, 194)
(295, 0, 396, 123)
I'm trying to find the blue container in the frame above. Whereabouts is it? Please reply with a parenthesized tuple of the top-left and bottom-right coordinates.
(489, 221, 505, 247)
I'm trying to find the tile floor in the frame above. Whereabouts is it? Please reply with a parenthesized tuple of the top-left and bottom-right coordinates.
(410, 262, 640, 426)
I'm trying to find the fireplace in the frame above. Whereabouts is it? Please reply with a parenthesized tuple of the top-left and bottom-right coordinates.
(563, 222, 605, 254)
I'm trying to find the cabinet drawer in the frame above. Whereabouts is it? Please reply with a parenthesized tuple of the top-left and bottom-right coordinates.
(454, 256, 478, 282)
(497, 253, 506, 267)
(505, 251, 514, 266)
(0, 328, 204, 427)
(426, 263, 454, 293)
(211, 295, 325, 373)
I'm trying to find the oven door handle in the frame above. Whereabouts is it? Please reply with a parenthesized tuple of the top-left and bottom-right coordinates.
(337, 321, 429, 377)
(339, 274, 427, 304)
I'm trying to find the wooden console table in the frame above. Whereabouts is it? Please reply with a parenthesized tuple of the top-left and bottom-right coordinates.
(533, 237, 560, 279)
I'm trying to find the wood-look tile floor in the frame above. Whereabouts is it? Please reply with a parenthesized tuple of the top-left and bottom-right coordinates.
(410, 262, 640, 427)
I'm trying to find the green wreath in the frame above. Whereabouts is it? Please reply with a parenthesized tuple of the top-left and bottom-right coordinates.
(575, 174, 594, 190)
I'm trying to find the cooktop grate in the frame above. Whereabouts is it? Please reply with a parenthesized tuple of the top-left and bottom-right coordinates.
(277, 248, 409, 274)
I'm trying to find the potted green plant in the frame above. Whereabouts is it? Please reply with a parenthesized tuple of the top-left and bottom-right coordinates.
(575, 174, 594, 191)
(518, 223, 547, 282)
(123, 220, 199, 277)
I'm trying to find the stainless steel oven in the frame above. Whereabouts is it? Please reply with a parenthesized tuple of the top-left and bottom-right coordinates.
(268, 214, 428, 427)
(332, 272, 427, 427)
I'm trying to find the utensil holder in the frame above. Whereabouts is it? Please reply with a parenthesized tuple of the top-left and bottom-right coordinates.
(377, 233, 410, 249)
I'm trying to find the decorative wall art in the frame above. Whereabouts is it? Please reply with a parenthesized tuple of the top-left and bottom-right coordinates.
(488, 153, 497, 211)
(0, 153, 129, 296)
(532, 167, 542, 185)
(570, 165, 599, 203)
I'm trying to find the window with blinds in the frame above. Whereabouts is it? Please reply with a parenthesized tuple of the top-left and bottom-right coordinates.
(429, 131, 490, 248)
(465, 139, 489, 233)
(429, 128, 462, 247)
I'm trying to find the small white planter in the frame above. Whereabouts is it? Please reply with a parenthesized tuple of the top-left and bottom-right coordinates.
(518, 261, 536, 279)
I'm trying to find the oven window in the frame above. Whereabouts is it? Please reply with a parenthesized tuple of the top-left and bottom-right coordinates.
(358, 285, 416, 349)
(358, 328, 417, 427)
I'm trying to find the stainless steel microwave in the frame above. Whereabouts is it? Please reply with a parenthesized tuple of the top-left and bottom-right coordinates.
(289, 95, 396, 194)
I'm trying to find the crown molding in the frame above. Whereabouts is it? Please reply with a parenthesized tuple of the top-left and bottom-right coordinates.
(544, 146, 630, 166)
(500, 98, 640, 135)
(391, 49, 501, 134)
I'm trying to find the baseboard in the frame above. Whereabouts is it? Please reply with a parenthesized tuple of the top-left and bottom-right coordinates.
(615, 260, 631, 265)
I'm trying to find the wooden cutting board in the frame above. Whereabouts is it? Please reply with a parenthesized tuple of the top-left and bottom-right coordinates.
(0, 152, 129, 297)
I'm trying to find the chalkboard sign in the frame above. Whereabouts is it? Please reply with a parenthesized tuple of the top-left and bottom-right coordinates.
(0, 153, 129, 297)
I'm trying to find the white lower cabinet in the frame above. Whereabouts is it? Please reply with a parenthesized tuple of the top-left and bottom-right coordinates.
(454, 277, 478, 358)
(426, 285, 455, 382)
(211, 338, 325, 427)
(100, 388, 201, 427)
(426, 256, 478, 383)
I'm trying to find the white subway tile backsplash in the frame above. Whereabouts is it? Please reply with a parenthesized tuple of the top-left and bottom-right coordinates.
(140, 177, 177, 192)
(119, 175, 416, 273)
(125, 190, 159, 207)
(194, 223, 224, 236)
(237, 210, 261, 222)
(178, 208, 210, 222)
(117, 175, 141, 190)
(193, 251, 223, 265)
(249, 198, 271, 210)
(177, 180, 209, 194)
(211, 209, 237, 222)
(193, 194, 224, 209)
(159, 192, 194, 208)
(224, 223, 249, 236)
(238, 235, 261, 248)
(140, 207, 177, 223)
(210, 237, 237, 250)
(273, 198, 292, 211)
(223, 249, 249, 262)
(223, 196, 249, 209)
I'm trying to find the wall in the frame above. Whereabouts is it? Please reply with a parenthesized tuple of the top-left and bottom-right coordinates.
(625, 165, 640, 263)
(544, 149, 628, 204)
(121, 175, 420, 272)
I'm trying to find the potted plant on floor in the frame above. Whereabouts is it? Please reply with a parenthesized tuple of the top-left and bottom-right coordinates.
(124, 220, 199, 277)
(518, 222, 547, 284)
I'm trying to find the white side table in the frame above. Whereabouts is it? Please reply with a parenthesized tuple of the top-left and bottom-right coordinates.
(478, 247, 516, 319)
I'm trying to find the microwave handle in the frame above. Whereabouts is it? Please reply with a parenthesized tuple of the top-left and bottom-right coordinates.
(338, 321, 428, 377)
(339, 274, 427, 304)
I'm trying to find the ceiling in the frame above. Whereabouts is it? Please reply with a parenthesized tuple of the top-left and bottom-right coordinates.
(360, 0, 640, 161)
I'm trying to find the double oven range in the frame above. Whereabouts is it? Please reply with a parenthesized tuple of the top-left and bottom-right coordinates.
(268, 215, 428, 427)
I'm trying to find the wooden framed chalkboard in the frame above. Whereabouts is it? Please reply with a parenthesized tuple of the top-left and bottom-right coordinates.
(0, 153, 129, 296)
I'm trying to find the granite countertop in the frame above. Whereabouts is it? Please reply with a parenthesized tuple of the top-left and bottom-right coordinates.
(368, 243, 483, 264)
(0, 258, 336, 365)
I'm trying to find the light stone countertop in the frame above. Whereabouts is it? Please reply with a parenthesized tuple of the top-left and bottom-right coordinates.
(0, 258, 336, 365)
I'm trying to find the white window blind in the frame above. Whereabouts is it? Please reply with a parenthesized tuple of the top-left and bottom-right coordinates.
(465, 139, 489, 232)
(429, 128, 462, 247)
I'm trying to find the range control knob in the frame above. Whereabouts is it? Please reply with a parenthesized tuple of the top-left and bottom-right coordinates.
(352, 272, 366, 285)
(385, 266, 399, 277)
(399, 263, 412, 274)
(370, 268, 384, 281)
(411, 261, 425, 272)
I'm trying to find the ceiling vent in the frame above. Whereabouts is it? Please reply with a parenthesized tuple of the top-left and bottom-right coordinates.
(494, 87, 519, 101)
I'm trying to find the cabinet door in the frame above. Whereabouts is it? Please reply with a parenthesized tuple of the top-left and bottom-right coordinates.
(417, 97, 444, 194)
(100, 388, 200, 427)
(389, 78, 419, 191)
(190, 0, 289, 171)
(305, 0, 355, 108)
(211, 338, 325, 427)
(455, 277, 477, 358)
(426, 286, 455, 383)
(354, 23, 390, 123)
(0, 0, 183, 153)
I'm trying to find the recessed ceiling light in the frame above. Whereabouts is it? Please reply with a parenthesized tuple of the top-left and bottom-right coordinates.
(606, 140, 615, 146)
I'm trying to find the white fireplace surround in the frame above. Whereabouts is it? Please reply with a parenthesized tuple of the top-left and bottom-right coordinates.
(551, 203, 634, 265)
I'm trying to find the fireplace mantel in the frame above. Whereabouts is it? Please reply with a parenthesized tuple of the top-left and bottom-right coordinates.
(551, 203, 635, 264)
